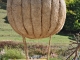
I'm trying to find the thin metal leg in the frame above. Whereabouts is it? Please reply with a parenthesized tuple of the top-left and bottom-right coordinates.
(22, 37, 28, 60)
(47, 36, 52, 60)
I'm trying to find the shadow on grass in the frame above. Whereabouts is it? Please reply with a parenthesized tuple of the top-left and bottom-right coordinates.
(3, 16, 9, 23)
(57, 31, 75, 41)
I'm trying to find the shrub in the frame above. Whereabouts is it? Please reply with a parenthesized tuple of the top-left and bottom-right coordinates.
(0, 41, 24, 49)
(2, 47, 25, 59)
(63, 0, 80, 32)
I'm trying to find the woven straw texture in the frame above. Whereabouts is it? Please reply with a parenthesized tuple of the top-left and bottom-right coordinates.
(7, 0, 66, 39)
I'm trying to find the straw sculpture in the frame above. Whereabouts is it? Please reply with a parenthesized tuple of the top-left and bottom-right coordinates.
(7, 0, 66, 60)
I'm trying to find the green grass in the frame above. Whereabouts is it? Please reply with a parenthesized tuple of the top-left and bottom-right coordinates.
(50, 58, 62, 60)
(0, 3, 72, 45)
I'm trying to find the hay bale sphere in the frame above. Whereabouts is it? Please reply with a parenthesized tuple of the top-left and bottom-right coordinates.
(7, 0, 66, 39)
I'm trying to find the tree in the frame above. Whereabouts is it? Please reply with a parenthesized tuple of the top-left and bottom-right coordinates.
(63, 0, 80, 32)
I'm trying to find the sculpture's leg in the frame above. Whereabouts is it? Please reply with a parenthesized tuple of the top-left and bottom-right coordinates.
(22, 37, 28, 60)
(47, 36, 52, 60)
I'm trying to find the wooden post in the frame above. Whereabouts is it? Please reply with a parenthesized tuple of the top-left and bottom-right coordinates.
(47, 36, 52, 60)
(22, 37, 28, 60)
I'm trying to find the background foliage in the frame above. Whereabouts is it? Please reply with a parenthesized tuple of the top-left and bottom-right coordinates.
(0, 0, 7, 3)
(64, 0, 80, 32)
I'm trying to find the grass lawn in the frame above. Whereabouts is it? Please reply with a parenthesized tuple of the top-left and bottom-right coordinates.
(0, 3, 73, 45)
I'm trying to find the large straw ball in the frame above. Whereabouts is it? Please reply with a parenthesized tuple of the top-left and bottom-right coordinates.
(7, 0, 66, 39)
